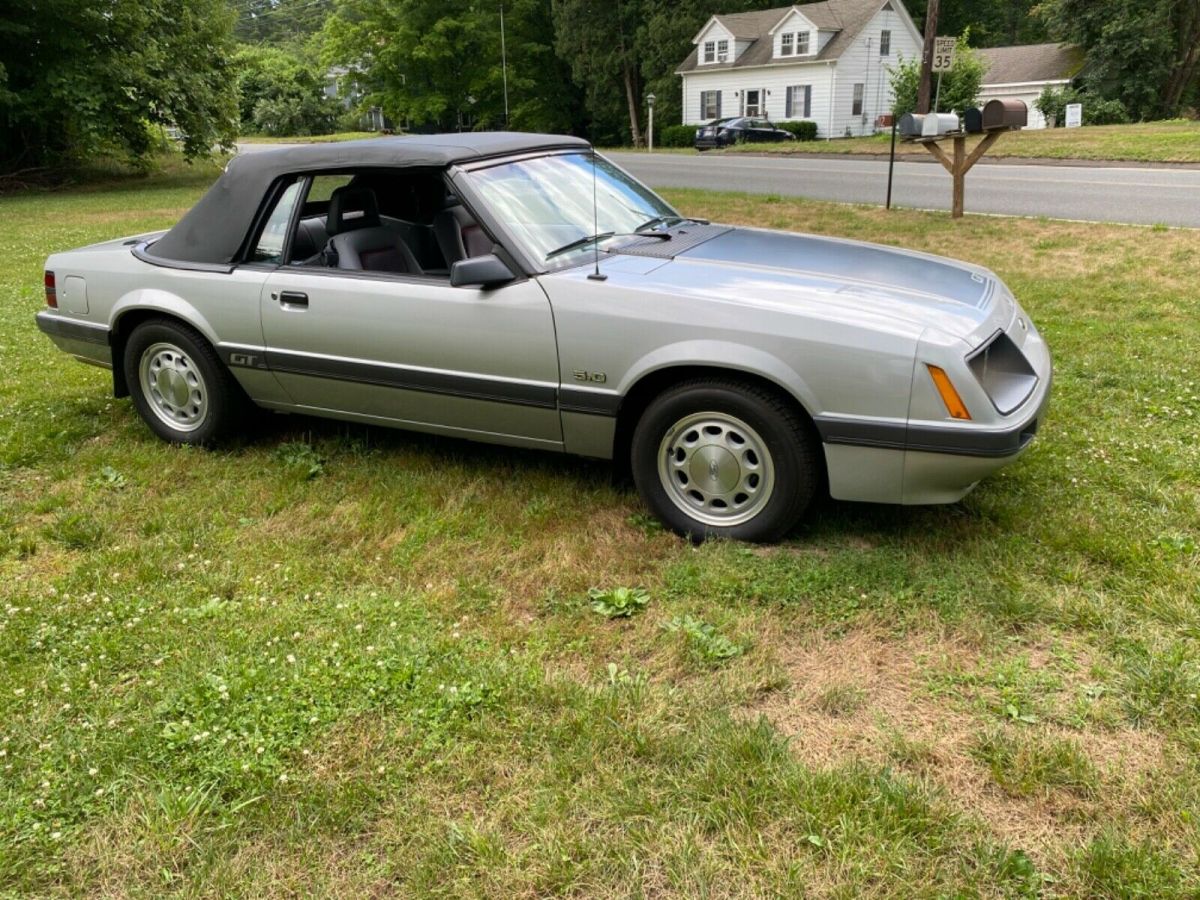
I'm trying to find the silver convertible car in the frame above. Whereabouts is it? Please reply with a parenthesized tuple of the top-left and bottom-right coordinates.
(38, 133, 1051, 541)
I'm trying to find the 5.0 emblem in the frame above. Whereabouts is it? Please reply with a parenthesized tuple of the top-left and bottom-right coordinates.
(572, 369, 606, 383)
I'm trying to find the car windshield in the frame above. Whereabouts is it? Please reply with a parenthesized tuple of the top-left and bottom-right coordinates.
(464, 152, 678, 270)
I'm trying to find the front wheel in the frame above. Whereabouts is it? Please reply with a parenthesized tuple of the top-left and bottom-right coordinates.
(123, 318, 244, 445)
(630, 379, 820, 542)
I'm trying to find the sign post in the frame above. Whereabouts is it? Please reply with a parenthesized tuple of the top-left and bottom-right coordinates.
(647, 93, 656, 152)
(931, 37, 955, 112)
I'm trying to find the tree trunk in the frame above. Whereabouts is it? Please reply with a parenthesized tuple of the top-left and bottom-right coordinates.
(623, 64, 642, 147)
(615, 0, 642, 147)
(1162, 2, 1200, 113)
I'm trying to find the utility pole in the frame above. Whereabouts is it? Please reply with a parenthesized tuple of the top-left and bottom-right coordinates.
(500, 2, 510, 127)
(916, 0, 939, 114)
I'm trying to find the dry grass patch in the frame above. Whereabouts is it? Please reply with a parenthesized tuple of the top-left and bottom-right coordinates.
(745, 626, 1180, 861)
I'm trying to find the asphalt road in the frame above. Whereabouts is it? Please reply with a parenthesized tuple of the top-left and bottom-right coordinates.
(607, 151, 1200, 228)
(236, 142, 1200, 228)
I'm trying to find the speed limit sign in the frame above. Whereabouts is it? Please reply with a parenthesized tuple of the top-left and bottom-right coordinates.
(932, 36, 956, 71)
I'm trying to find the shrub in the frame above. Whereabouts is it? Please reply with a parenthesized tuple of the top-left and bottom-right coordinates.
(658, 124, 698, 148)
(777, 120, 819, 141)
(1083, 97, 1130, 125)
(1036, 86, 1129, 127)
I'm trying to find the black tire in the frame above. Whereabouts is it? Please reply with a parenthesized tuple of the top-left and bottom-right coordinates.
(123, 318, 245, 446)
(630, 378, 820, 542)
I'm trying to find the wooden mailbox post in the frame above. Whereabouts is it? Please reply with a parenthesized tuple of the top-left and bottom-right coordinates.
(893, 99, 1028, 219)
(919, 131, 1002, 219)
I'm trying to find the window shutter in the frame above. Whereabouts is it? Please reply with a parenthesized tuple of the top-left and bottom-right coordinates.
(804, 85, 812, 118)
(716, 90, 722, 118)
(785, 87, 793, 119)
(700, 91, 707, 120)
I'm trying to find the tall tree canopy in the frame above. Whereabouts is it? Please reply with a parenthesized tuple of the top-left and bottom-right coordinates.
(322, 0, 582, 135)
(0, 0, 239, 171)
(234, 0, 336, 44)
(905, 0, 1049, 47)
(1041, 0, 1200, 119)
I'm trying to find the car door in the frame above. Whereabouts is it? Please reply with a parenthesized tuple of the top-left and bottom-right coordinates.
(258, 267, 563, 450)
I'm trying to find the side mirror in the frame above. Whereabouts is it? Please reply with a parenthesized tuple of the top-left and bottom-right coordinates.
(450, 253, 515, 288)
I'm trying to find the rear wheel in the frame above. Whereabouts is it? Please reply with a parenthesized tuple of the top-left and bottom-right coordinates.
(631, 379, 819, 542)
(123, 319, 244, 445)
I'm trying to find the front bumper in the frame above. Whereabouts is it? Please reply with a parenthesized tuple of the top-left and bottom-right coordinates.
(818, 358, 1052, 506)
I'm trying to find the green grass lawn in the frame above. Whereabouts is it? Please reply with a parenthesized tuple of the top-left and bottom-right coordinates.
(726, 119, 1200, 163)
(1, 164, 1199, 896)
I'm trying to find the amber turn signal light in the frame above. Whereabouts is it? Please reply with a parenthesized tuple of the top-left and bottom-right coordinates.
(926, 364, 971, 420)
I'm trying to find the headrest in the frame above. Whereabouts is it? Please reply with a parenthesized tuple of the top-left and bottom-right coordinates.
(327, 186, 381, 235)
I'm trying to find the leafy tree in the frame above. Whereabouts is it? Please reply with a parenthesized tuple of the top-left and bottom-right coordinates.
(889, 35, 983, 115)
(322, 0, 582, 135)
(234, 0, 336, 44)
(1041, 0, 1200, 119)
(905, 0, 1049, 47)
(0, 0, 239, 171)
(234, 45, 340, 136)
(551, 0, 647, 145)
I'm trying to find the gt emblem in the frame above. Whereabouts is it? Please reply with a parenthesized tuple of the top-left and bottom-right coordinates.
(572, 370, 606, 383)
(229, 352, 260, 367)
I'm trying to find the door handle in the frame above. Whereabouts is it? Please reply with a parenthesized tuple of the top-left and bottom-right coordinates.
(277, 290, 308, 308)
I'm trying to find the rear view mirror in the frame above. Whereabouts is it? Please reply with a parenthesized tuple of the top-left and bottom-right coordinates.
(450, 253, 515, 288)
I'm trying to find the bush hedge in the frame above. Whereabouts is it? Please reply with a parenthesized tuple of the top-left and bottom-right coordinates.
(658, 124, 698, 147)
(776, 120, 819, 141)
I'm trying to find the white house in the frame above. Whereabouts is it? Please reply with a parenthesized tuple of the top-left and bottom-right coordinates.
(976, 43, 1084, 129)
(676, 0, 923, 139)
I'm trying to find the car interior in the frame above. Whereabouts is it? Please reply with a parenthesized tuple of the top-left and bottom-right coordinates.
(285, 168, 494, 278)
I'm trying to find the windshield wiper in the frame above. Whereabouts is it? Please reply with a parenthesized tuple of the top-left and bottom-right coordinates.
(545, 230, 670, 261)
(636, 214, 710, 232)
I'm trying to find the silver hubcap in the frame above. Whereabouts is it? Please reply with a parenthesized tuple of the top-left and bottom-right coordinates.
(657, 412, 775, 527)
(138, 342, 208, 432)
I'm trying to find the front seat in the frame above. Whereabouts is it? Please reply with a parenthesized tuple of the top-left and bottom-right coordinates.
(434, 199, 493, 267)
(324, 186, 423, 274)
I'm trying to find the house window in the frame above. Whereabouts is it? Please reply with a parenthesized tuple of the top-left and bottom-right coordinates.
(796, 31, 810, 54)
(880, 30, 891, 56)
(781, 33, 794, 56)
(701, 90, 722, 120)
(744, 89, 762, 117)
(852, 83, 865, 116)
(716, 39, 729, 62)
(703, 41, 715, 64)
(785, 85, 812, 119)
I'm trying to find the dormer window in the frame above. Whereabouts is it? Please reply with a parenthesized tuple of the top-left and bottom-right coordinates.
(781, 33, 794, 56)
(703, 41, 715, 64)
(716, 39, 729, 62)
(796, 31, 810, 55)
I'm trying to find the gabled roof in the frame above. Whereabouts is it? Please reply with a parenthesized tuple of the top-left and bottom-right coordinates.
(679, 0, 896, 74)
(977, 42, 1084, 86)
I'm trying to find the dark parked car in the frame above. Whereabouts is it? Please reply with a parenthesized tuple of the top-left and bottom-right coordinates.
(694, 117, 797, 150)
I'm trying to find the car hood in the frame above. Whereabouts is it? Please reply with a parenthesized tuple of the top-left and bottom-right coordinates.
(611, 225, 1012, 346)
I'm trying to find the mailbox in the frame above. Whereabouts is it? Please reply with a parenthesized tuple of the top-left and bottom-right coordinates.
(963, 107, 983, 134)
(921, 113, 960, 137)
(982, 99, 1027, 131)
(898, 113, 925, 138)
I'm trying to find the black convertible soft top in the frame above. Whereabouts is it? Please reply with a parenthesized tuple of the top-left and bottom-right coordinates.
(146, 132, 591, 265)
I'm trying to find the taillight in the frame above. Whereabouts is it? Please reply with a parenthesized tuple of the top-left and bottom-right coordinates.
(44, 271, 57, 308)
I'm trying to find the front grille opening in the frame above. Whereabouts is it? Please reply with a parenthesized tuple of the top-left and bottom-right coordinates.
(968, 331, 1037, 415)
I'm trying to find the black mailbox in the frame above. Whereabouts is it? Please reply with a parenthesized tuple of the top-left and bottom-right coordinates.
(898, 113, 925, 138)
(981, 99, 1027, 131)
(963, 107, 983, 134)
